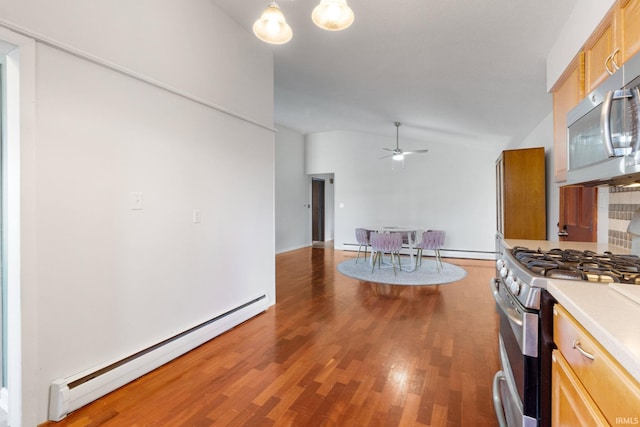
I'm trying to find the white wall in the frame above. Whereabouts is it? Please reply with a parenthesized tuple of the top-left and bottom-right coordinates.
(0, 0, 273, 125)
(275, 126, 311, 253)
(305, 130, 507, 259)
(1, 1, 275, 424)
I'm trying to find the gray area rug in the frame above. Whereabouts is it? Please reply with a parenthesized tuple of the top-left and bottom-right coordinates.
(337, 257, 467, 286)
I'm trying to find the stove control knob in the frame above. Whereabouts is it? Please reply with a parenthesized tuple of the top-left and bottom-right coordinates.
(496, 259, 505, 271)
(500, 266, 508, 278)
(510, 279, 521, 296)
(505, 271, 514, 286)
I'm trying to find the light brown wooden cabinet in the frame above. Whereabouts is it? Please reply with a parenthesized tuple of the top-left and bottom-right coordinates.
(552, 304, 640, 426)
(552, 55, 584, 183)
(584, 0, 640, 93)
(620, 0, 640, 63)
(551, 350, 609, 427)
(496, 147, 546, 239)
(584, 9, 618, 93)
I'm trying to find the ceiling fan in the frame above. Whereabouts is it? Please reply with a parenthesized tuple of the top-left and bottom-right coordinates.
(381, 122, 429, 160)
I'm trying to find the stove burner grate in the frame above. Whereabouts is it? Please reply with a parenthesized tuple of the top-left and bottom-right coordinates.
(511, 247, 640, 284)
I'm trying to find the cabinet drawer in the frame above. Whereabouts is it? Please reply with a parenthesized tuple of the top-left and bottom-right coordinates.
(553, 304, 640, 425)
(551, 350, 609, 427)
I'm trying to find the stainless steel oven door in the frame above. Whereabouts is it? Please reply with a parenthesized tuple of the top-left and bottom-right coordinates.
(491, 278, 538, 358)
(491, 278, 539, 427)
(493, 336, 523, 427)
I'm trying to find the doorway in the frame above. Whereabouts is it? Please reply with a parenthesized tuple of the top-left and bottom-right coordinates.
(312, 178, 325, 242)
(559, 185, 598, 242)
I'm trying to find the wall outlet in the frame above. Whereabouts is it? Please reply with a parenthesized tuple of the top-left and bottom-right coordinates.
(193, 209, 201, 223)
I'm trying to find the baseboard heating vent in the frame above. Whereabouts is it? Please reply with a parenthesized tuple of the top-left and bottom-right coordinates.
(48, 294, 270, 421)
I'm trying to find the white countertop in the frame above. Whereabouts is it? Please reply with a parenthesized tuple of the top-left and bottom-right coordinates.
(547, 280, 640, 384)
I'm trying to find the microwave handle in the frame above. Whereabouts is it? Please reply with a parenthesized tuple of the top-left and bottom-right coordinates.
(631, 87, 640, 153)
(601, 90, 616, 157)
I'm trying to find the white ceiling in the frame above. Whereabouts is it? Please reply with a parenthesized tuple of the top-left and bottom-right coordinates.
(210, 0, 579, 145)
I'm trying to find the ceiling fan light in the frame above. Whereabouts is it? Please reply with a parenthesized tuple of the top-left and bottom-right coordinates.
(253, 1, 293, 44)
(312, 0, 354, 31)
(393, 154, 404, 161)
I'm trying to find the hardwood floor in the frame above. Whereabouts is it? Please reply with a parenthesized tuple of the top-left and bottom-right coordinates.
(42, 248, 500, 426)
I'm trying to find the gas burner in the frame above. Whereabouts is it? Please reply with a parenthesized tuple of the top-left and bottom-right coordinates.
(511, 247, 640, 284)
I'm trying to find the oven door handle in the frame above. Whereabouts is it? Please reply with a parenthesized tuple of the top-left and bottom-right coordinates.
(492, 371, 509, 427)
(491, 278, 523, 327)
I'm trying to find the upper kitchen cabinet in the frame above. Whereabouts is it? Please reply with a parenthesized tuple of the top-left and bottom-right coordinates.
(584, 0, 640, 93)
(619, 0, 640, 63)
(552, 54, 584, 183)
(584, 9, 617, 93)
(496, 147, 546, 240)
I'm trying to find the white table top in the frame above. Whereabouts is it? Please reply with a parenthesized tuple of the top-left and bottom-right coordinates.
(362, 226, 426, 236)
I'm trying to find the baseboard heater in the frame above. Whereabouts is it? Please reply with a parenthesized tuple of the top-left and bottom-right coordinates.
(48, 294, 270, 422)
(343, 243, 496, 260)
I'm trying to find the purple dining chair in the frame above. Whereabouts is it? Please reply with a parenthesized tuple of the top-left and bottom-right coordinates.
(416, 230, 445, 271)
(355, 228, 370, 263)
(371, 232, 403, 275)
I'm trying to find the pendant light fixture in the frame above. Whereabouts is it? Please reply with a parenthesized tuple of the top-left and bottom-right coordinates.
(253, 0, 354, 44)
(252, 1, 293, 45)
(312, 0, 354, 31)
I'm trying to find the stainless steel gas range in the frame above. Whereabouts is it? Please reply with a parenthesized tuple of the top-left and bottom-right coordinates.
(491, 239, 640, 427)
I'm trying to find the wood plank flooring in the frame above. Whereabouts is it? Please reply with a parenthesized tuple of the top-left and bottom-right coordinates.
(41, 248, 500, 426)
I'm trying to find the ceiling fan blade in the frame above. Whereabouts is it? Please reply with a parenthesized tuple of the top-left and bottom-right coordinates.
(402, 149, 429, 155)
(381, 147, 395, 152)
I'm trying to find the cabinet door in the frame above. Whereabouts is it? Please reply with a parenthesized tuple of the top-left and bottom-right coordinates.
(500, 148, 546, 239)
(620, 0, 640, 62)
(585, 11, 617, 93)
(553, 55, 584, 183)
(559, 185, 597, 242)
(551, 350, 609, 427)
(554, 304, 640, 424)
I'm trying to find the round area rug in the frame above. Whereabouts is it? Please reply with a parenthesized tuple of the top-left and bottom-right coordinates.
(337, 258, 467, 286)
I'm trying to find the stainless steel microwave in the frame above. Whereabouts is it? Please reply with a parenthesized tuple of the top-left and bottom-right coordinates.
(565, 52, 640, 186)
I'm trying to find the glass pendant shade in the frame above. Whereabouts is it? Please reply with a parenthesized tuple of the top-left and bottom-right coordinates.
(253, 2, 293, 44)
(312, 0, 354, 31)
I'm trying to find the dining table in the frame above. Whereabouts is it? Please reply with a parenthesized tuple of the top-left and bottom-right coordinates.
(361, 226, 424, 272)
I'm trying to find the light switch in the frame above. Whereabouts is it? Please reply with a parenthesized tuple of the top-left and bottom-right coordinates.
(129, 192, 143, 210)
(193, 209, 201, 223)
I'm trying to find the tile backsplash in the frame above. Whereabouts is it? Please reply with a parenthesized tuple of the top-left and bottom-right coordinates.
(609, 186, 640, 249)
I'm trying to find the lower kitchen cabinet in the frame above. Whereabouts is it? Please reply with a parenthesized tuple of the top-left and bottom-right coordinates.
(552, 304, 640, 426)
(551, 350, 609, 426)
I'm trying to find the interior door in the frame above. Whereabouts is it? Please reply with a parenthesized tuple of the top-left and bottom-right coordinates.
(559, 186, 598, 242)
(312, 179, 325, 241)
